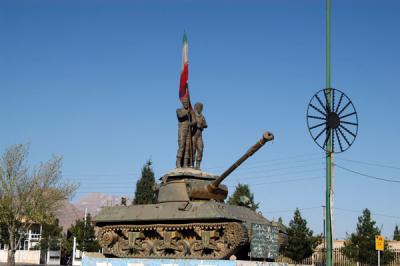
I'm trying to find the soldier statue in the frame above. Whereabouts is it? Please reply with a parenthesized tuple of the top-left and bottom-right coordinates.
(192, 102, 207, 170)
(176, 98, 195, 168)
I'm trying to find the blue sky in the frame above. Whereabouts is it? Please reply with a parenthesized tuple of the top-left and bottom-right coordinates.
(1, 0, 399, 239)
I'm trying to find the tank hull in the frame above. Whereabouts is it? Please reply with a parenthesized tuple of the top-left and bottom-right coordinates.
(94, 201, 274, 259)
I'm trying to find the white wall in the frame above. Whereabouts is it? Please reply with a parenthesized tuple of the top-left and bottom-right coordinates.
(47, 250, 61, 265)
(0, 250, 40, 264)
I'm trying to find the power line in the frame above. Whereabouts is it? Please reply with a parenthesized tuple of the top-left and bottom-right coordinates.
(225, 161, 325, 175)
(74, 175, 324, 194)
(229, 176, 323, 187)
(63, 157, 323, 179)
(71, 167, 325, 186)
(202, 155, 324, 172)
(335, 157, 400, 171)
(263, 206, 322, 214)
(335, 207, 400, 220)
(232, 167, 325, 181)
(65, 164, 325, 182)
(63, 153, 321, 177)
(335, 163, 400, 183)
(201, 153, 322, 171)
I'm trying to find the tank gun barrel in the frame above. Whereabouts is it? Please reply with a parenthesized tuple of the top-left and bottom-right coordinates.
(209, 131, 274, 189)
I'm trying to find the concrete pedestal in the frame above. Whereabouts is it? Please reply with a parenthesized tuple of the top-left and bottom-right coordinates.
(82, 256, 291, 266)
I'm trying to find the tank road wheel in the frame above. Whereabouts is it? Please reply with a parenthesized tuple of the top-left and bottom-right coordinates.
(221, 222, 248, 258)
(152, 239, 166, 257)
(190, 240, 203, 257)
(137, 240, 153, 257)
(175, 240, 190, 256)
(113, 238, 130, 257)
(210, 240, 226, 258)
(98, 230, 118, 247)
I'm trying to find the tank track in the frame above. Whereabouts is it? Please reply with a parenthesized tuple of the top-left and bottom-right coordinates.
(97, 222, 248, 259)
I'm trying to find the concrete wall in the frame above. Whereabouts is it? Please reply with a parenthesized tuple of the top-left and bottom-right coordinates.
(0, 250, 40, 264)
(47, 250, 61, 265)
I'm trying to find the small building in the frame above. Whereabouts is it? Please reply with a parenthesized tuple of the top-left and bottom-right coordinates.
(0, 223, 43, 264)
(0, 223, 42, 251)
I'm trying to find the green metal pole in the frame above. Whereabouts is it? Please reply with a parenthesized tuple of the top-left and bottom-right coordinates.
(325, 0, 333, 266)
(326, 0, 331, 89)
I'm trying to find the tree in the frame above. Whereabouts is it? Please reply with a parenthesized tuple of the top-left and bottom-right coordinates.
(342, 208, 394, 265)
(280, 209, 320, 262)
(0, 223, 9, 248)
(0, 144, 77, 266)
(394, 225, 400, 241)
(133, 160, 157, 205)
(66, 214, 100, 253)
(34, 217, 64, 252)
(227, 183, 259, 211)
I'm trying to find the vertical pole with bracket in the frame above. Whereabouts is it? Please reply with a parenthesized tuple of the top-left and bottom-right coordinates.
(325, 0, 333, 266)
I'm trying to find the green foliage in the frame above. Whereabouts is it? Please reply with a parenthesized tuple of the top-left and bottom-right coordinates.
(66, 214, 100, 253)
(394, 225, 400, 241)
(34, 218, 63, 251)
(280, 209, 320, 262)
(342, 208, 394, 265)
(133, 160, 157, 205)
(227, 183, 259, 211)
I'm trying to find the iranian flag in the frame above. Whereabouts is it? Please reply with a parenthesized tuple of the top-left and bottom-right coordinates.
(179, 32, 190, 106)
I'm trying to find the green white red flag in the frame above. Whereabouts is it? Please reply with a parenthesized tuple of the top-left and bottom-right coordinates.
(179, 32, 190, 106)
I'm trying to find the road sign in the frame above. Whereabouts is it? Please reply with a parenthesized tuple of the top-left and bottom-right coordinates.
(376, 235, 384, 251)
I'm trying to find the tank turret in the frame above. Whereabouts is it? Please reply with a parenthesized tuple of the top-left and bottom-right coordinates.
(156, 131, 274, 203)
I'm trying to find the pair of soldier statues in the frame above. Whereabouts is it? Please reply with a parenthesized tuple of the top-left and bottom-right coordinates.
(176, 98, 207, 170)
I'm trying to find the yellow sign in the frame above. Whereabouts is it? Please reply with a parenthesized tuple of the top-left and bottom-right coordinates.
(376, 235, 384, 251)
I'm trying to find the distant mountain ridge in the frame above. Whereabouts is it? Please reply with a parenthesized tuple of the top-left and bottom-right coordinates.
(56, 192, 128, 232)
(74, 192, 124, 216)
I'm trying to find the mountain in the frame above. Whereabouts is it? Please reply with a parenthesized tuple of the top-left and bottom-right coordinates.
(74, 192, 126, 216)
(55, 201, 84, 233)
(55, 193, 128, 232)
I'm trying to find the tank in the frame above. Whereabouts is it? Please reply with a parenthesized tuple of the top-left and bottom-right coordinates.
(93, 131, 285, 260)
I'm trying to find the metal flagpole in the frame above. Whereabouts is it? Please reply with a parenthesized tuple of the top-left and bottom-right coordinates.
(325, 0, 333, 266)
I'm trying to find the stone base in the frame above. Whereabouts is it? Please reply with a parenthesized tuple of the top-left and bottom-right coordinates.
(82, 256, 292, 266)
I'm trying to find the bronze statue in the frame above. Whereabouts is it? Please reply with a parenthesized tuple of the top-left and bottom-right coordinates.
(176, 98, 195, 168)
(192, 102, 207, 169)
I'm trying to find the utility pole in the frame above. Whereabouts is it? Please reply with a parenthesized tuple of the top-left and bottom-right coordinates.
(307, 2, 358, 265)
(325, 1, 333, 266)
(72, 236, 76, 266)
(83, 207, 87, 253)
(322, 205, 326, 252)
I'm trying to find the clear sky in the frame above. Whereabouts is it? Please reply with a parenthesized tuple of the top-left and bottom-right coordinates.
(1, 0, 399, 239)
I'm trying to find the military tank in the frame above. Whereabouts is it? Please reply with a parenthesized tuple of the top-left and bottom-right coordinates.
(93, 131, 285, 260)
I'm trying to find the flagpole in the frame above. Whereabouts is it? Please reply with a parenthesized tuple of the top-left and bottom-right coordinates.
(188, 87, 194, 168)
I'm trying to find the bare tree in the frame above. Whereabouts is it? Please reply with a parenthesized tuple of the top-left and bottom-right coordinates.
(0, 144, 77, 266)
